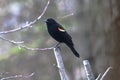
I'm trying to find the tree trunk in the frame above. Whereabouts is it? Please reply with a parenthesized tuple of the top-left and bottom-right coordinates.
(108, 0, 120, 79)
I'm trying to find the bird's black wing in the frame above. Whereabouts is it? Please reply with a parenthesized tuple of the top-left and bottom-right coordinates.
(56, 24, 72, 39)
(56, 26, 73, 46)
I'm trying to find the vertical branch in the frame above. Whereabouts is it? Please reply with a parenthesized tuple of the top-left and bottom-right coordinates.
(83, 60, 95, 80)
(53, 47, 69, 80)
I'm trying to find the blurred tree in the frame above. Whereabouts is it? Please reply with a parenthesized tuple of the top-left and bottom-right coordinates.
(107, 0, 120, 80)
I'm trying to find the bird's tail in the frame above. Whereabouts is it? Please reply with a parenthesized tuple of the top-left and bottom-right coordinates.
(65, 43, 80, 58)
(70, 46, 80, 58)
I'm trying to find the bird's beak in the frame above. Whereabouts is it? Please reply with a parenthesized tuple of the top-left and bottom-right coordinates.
(44, 19, 48, 22)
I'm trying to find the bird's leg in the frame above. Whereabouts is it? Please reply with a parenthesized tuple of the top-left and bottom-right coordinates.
(54, 42, 61, 48)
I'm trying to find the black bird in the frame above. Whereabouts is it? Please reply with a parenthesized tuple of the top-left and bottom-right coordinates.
(44, 18, 80, 58)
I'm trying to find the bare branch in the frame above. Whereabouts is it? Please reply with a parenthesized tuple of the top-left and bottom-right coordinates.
(100, 67, 112, 80)
(0, 0, 51, 51)
(0, 0, 50, 35)
(19, 45, 54, 51)
(0, 73, 34, 80)
(37, 0, 50, 20)
(95, 73, 101, 80)
(53, 47, 69, 80)
(0, 36, 53, 51)
(0, 36, 24, 44)
(83, 60, 95, 80)
(0, 72, 9, 77)
(57, 13, 74, 19)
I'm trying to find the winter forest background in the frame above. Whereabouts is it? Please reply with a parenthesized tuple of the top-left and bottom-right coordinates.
(0, 0, 120, 80)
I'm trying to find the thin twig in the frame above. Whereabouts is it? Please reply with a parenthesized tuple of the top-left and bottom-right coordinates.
(0, 36, 24, 44)
(19, 45, 54, 51)
(0, 73, 34, 80)
(95, 73, 101, 80)
(0, 36, 54, 51)
(37, 0, 50, 20)
(0, 72, 9, 77)
(57, 13, 74, 19)
(100, 67, 112, 80)
(0, 0, 50, 35)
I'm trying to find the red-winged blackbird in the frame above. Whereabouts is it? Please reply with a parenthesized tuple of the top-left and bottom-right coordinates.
(44, 18, 80, 58)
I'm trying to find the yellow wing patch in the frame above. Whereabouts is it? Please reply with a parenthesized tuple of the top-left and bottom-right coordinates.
(58, 27, 65, 32)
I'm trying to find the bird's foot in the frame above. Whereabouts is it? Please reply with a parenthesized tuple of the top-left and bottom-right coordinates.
(54, 42, 61, 48)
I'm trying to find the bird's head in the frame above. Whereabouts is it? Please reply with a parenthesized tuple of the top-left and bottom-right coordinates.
(44, 18, 56, 24)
